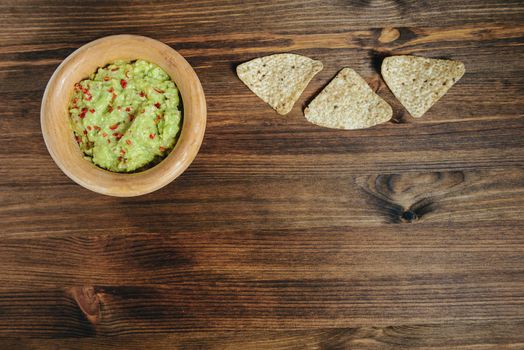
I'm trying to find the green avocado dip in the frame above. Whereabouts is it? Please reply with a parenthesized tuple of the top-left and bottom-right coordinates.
(68, 59, 182, 172)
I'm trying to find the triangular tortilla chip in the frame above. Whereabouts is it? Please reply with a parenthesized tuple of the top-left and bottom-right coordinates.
(304, 68, 392, 130)
(382, 55, 465, 118)
(237, 54, 323, 115)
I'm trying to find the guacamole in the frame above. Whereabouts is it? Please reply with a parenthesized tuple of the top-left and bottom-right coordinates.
(69, 59, 182, 172)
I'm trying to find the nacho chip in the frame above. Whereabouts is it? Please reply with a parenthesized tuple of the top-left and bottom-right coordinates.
(304, 68, 392, 129)
(237, 54, 323, 115)
(381, 55, 465, 118)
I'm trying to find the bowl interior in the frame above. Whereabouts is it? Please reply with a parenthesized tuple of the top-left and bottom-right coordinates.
(41, 35, 206, 196)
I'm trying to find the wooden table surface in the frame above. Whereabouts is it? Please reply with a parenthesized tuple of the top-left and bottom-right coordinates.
(1, 1, 523, 349)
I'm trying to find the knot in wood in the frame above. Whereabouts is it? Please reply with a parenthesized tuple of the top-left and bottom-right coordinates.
(70, 286, 100, 324)
(378, 27, 400, 43)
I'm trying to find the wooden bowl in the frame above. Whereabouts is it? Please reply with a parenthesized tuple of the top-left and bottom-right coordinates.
(41, 35, 206, 197)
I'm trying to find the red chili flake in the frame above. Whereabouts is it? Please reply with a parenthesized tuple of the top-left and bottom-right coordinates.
(80, 86, 92, 101)
(149, 133, 155, 139)
(93, 125, 101, 131)
(113, 132, 123, 140)
(154, 102, 161, 109)
(139, 91, 146, 98)
(79, 108, 87, 119)
(89, 108, 95, 113)
(75, 136, 82, 143)
(73, 97, 79, 104)
(74, 83, 82, 91)
(102, 132, 108, 137)
(128, 114, 135, 121)
(83, 130, 87, 135)
(109, 123, 119, 130)
(154, 88, 165, 94)
(117, 156, 123, 161)
(103, 76, 110, 81)
(159, 146, 166, 152)
(117, 106, 122, 111)
(111, 67, 119, 71)
(120, 149, 126, 155)
(108, 105, 113, 112)
(125, 107, 131, 112)
(125, 139, 132, 145)
(86, 125, 92, 131)
(112, 92, 117, 101)
(120, 79, 127, 88)
(108, 87, 114, 93)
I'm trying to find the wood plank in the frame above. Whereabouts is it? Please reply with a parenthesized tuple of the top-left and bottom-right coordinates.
(1, 1, 523, 46)
(2, 323, 524, 349)
(0, 169, 523, 234)
(0, 278, 521, 336)
(0, 224, 522, 286)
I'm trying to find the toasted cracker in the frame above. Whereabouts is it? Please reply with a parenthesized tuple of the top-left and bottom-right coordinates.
(304, 68, 392, 130)
(382, 55, 465, 118)
(237, 54, 323, 115)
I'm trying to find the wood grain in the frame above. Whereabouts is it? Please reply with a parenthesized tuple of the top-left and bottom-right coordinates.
(3, 323, 524, 349)
(0, 0, 523, 348)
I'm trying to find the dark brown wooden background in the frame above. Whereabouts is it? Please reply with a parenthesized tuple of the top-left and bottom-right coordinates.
(1, 1, 523, 349)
